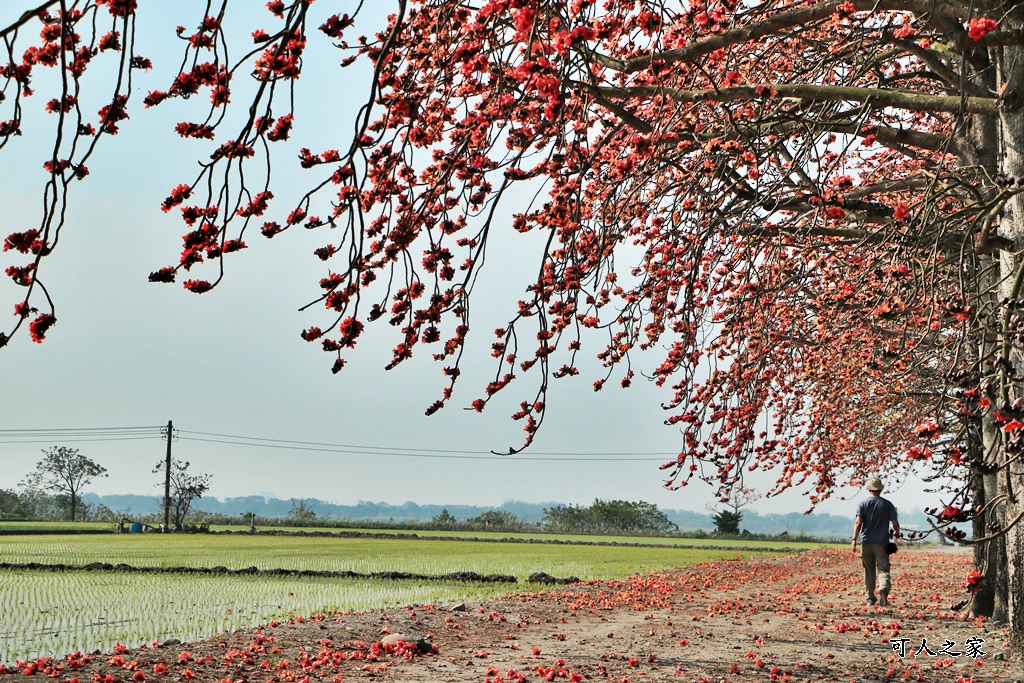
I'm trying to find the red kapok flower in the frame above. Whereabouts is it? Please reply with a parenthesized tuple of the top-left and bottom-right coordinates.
(29, 313, 56, 342)
(148, 267, 176, 284)
(144, 91, 169, 108)
(182, 279, 213, 294)
(915, 420, 941, 439)
(99, 31, 121, 52)
(893, 24, 916, 39)
(940, 505, 966, 521)
(4, 229, 41, 253)
(161, 184, 192, 212)
(966, 17, 997, 40)
(96, 0, 138, 17)
(906, 445, 932, 461)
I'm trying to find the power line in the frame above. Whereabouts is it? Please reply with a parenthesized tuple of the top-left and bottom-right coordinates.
(176, 429, 676, 458)
(0, 436, 163, 445)
(0, 426, 165, 445)
(1, 424, 677, 461)
(176, 434, 671, 461)
(0, 425, 163, 435)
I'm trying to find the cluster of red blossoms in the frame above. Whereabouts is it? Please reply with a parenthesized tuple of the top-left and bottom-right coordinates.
(966, 17, 998, 40)
(146, 61, 231, 111)
(3, 230, 48, 256)
(1, 0, 1020, 558)
(95, 0, 137, 17)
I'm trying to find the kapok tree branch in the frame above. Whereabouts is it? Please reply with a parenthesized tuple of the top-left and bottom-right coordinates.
(584, 0, 977, 75)
(583, 83, 1002, 117)
(0, 0, 60, 41)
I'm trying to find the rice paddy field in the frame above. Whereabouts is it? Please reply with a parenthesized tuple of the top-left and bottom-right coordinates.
(0, 521, 830, 547)
(0, 528, 818, 665)
(0, 532, 817, 575)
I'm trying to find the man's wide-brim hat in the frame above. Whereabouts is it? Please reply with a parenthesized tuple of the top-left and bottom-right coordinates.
(866, 477, 884, 492)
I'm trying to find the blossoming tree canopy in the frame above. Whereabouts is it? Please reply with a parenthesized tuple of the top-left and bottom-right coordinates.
(4, 0, 1024, 589)
(5, 0, 1024, 643)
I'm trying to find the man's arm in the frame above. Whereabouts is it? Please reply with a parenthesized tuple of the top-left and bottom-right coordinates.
(890, 501, 901, 540)
(852, 517, 862, 553)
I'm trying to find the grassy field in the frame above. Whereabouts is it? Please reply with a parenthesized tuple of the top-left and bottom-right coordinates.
(0, 521, 113, 532)
(236, 526, 831, 548)
(0, 521, 831, 549)
(0, 532, 784, 578)
(0, 529, 804, 664)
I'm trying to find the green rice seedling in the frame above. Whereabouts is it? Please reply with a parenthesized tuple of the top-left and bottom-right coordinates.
(0, 534, 782, 578)
(0, 569, 540, 665)
(0, 532, 795, 665)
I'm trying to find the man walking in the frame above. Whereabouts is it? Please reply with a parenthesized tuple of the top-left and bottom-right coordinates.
(851, 477, 901, 606)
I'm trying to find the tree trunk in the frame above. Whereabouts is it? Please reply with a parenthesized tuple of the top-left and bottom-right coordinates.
(959, 46, 1011, 626)
(69, 492, 76, 522)
(994, 31, 1024, 657)
(970, 461, 1008, 622)
(1002, 491, 1024, 655)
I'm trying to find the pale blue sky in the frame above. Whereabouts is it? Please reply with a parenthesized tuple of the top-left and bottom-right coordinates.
(0, 2, 936, 517)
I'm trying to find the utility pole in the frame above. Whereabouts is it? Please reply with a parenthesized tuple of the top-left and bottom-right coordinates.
(163, 420, 173, 532)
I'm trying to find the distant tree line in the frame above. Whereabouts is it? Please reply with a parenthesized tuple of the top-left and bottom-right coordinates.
(237, 500, 677, 536)
(118, 500, 676, 536)
(225, 500, 677, 535)
(135, 494, 898, 537)
(190, 506, 539, 534)
(0, 487, 116, 522)
(11, 487, 940, 540)
(428, 508, 534, 532)
(4, 447, 933, 540)
(541, 499, 678, 535)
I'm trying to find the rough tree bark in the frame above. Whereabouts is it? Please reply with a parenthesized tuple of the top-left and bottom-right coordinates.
(994, 25, 1024, 650)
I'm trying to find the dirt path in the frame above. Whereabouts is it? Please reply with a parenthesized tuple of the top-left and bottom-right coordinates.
(5, 547, 1023, 682)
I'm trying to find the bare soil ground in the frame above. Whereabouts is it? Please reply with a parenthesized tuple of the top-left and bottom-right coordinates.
(7, 547, 1024, 682)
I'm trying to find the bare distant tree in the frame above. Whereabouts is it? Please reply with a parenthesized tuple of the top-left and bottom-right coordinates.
(287, 499, 318, 525)
(20, 447, 107, 522)
(716, 487, 762, 518)
(153, 459, 211, 529)
(706, 487, 762, 536)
